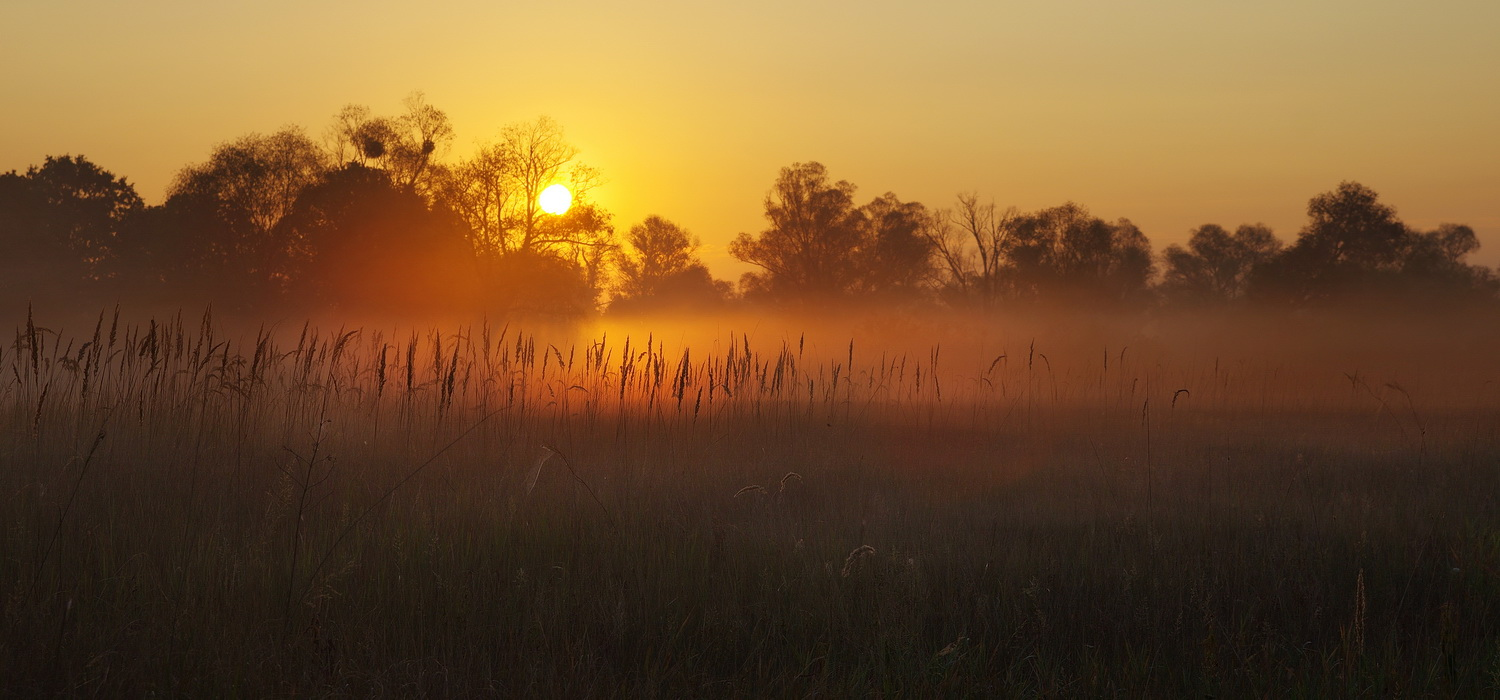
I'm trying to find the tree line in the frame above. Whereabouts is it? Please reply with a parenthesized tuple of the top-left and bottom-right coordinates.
(2, 94, 1494, 317)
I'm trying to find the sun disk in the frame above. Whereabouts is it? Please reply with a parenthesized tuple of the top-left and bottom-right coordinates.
(539, 184, 572, 215)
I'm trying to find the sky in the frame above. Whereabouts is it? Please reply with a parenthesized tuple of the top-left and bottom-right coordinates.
(3, 0, 1498, 277)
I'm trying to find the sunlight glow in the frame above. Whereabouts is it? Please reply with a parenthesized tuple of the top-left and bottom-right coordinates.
(539, 184, 572, 215)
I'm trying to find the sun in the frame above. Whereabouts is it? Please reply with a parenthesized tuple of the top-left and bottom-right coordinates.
(539, 184, 572, 215)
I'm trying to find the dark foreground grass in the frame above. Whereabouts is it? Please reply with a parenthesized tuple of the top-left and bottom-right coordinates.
(3, 314, 1499, 696)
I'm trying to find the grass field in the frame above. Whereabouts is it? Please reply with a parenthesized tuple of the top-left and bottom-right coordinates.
(3, 307, 1498, 696)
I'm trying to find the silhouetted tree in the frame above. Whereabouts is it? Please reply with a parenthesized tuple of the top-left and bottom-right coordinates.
(926, 193, 1017, 306)
(1395, 223, 1498, 302)
(1001, 203, 1154, 304)
(1160, 223, 1281, 303)
(1252, 181, 1407, 302)
(856, 193, 939, 298)
(731, 162, 863, 301)
(0, 155, 142, 298)
(434, 116, 615, 313)
(328, 105, 391, 164)
(277, 164, 476, 313)
(435, 139, 513, 262)
(611, 216, 730, 313)
(482, 249, 596, 318)
(112, 203, 215, 296)
(325, 92, 452, 194)
(733, 162, 944, 303)
(437, 117, 607, 256)
(1249, 182, 1495, 304)
(1301, 182, 1408, 270)
(532, 199, 617, 302)
(143, 127, 327, 306)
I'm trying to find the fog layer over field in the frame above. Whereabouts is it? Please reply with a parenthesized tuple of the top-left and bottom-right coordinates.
(3, 305, 1497, 695)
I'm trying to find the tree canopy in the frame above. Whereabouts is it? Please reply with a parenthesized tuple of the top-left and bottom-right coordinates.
(1, 100, 1494, 316)
(730, 162, 938, 304)
(1248, 182, 1495, 305)
(0, 155, 142, 291)
(432, 116, 616, 313)
(277, 163, 476, 313)
(141, 127, 327, 306)
(731, 162, 864, 301)
(999, 203, 1154, 305)
(1160, 224, 1281, 303)
(612, 216, 729, 314)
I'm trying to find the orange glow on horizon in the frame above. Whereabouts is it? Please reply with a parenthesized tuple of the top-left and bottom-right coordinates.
(1, 1, 1495, 274)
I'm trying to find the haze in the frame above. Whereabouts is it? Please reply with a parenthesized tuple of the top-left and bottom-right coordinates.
(5, 0, 1497, 277)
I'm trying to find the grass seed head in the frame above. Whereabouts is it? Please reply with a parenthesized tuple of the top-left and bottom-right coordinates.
(842, 544, 876, 577)
(778, 472, 803, 493)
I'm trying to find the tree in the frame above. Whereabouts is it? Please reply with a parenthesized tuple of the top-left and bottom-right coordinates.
(926, 193, 1018, 306)
(1160, 223, 1281, 303)
(1394, 223, 1497, 302)
(171, 128, 326, 238)
(481, 248, 596, 318)
(1000, 203, 1154, 304)
(148, 127, 327, 305)
(1300, 181, 1408, 270)
(611, 216, 729, 313)
(436, 140, 513, 262)
(0, 155, 142, 296)
(277, 163, 476, 313)
(528, 196, 616, 301)
(729, 162, 866, 301)
(438, 117, 607, 256)
(325, 93, 453, 194)
(434, 116, 615, 313)
(500, 116, 591, 249)
(1247, 182, 1451, 303)
(856, 193, 939, 297)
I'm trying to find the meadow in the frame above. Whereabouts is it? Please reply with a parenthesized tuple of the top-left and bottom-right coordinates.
(2, 306, 1498, 696)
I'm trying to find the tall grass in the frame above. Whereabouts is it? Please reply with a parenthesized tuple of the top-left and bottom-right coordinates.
(2, 306, 1498, 696)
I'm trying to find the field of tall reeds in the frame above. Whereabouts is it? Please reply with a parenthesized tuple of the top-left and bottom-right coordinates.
(3, 306, 1498, 696)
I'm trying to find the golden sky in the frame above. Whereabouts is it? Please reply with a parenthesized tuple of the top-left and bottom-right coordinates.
(4, 0, 1498, 276)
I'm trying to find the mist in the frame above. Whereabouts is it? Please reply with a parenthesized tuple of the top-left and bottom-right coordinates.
(6, 97, 1500, 698)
